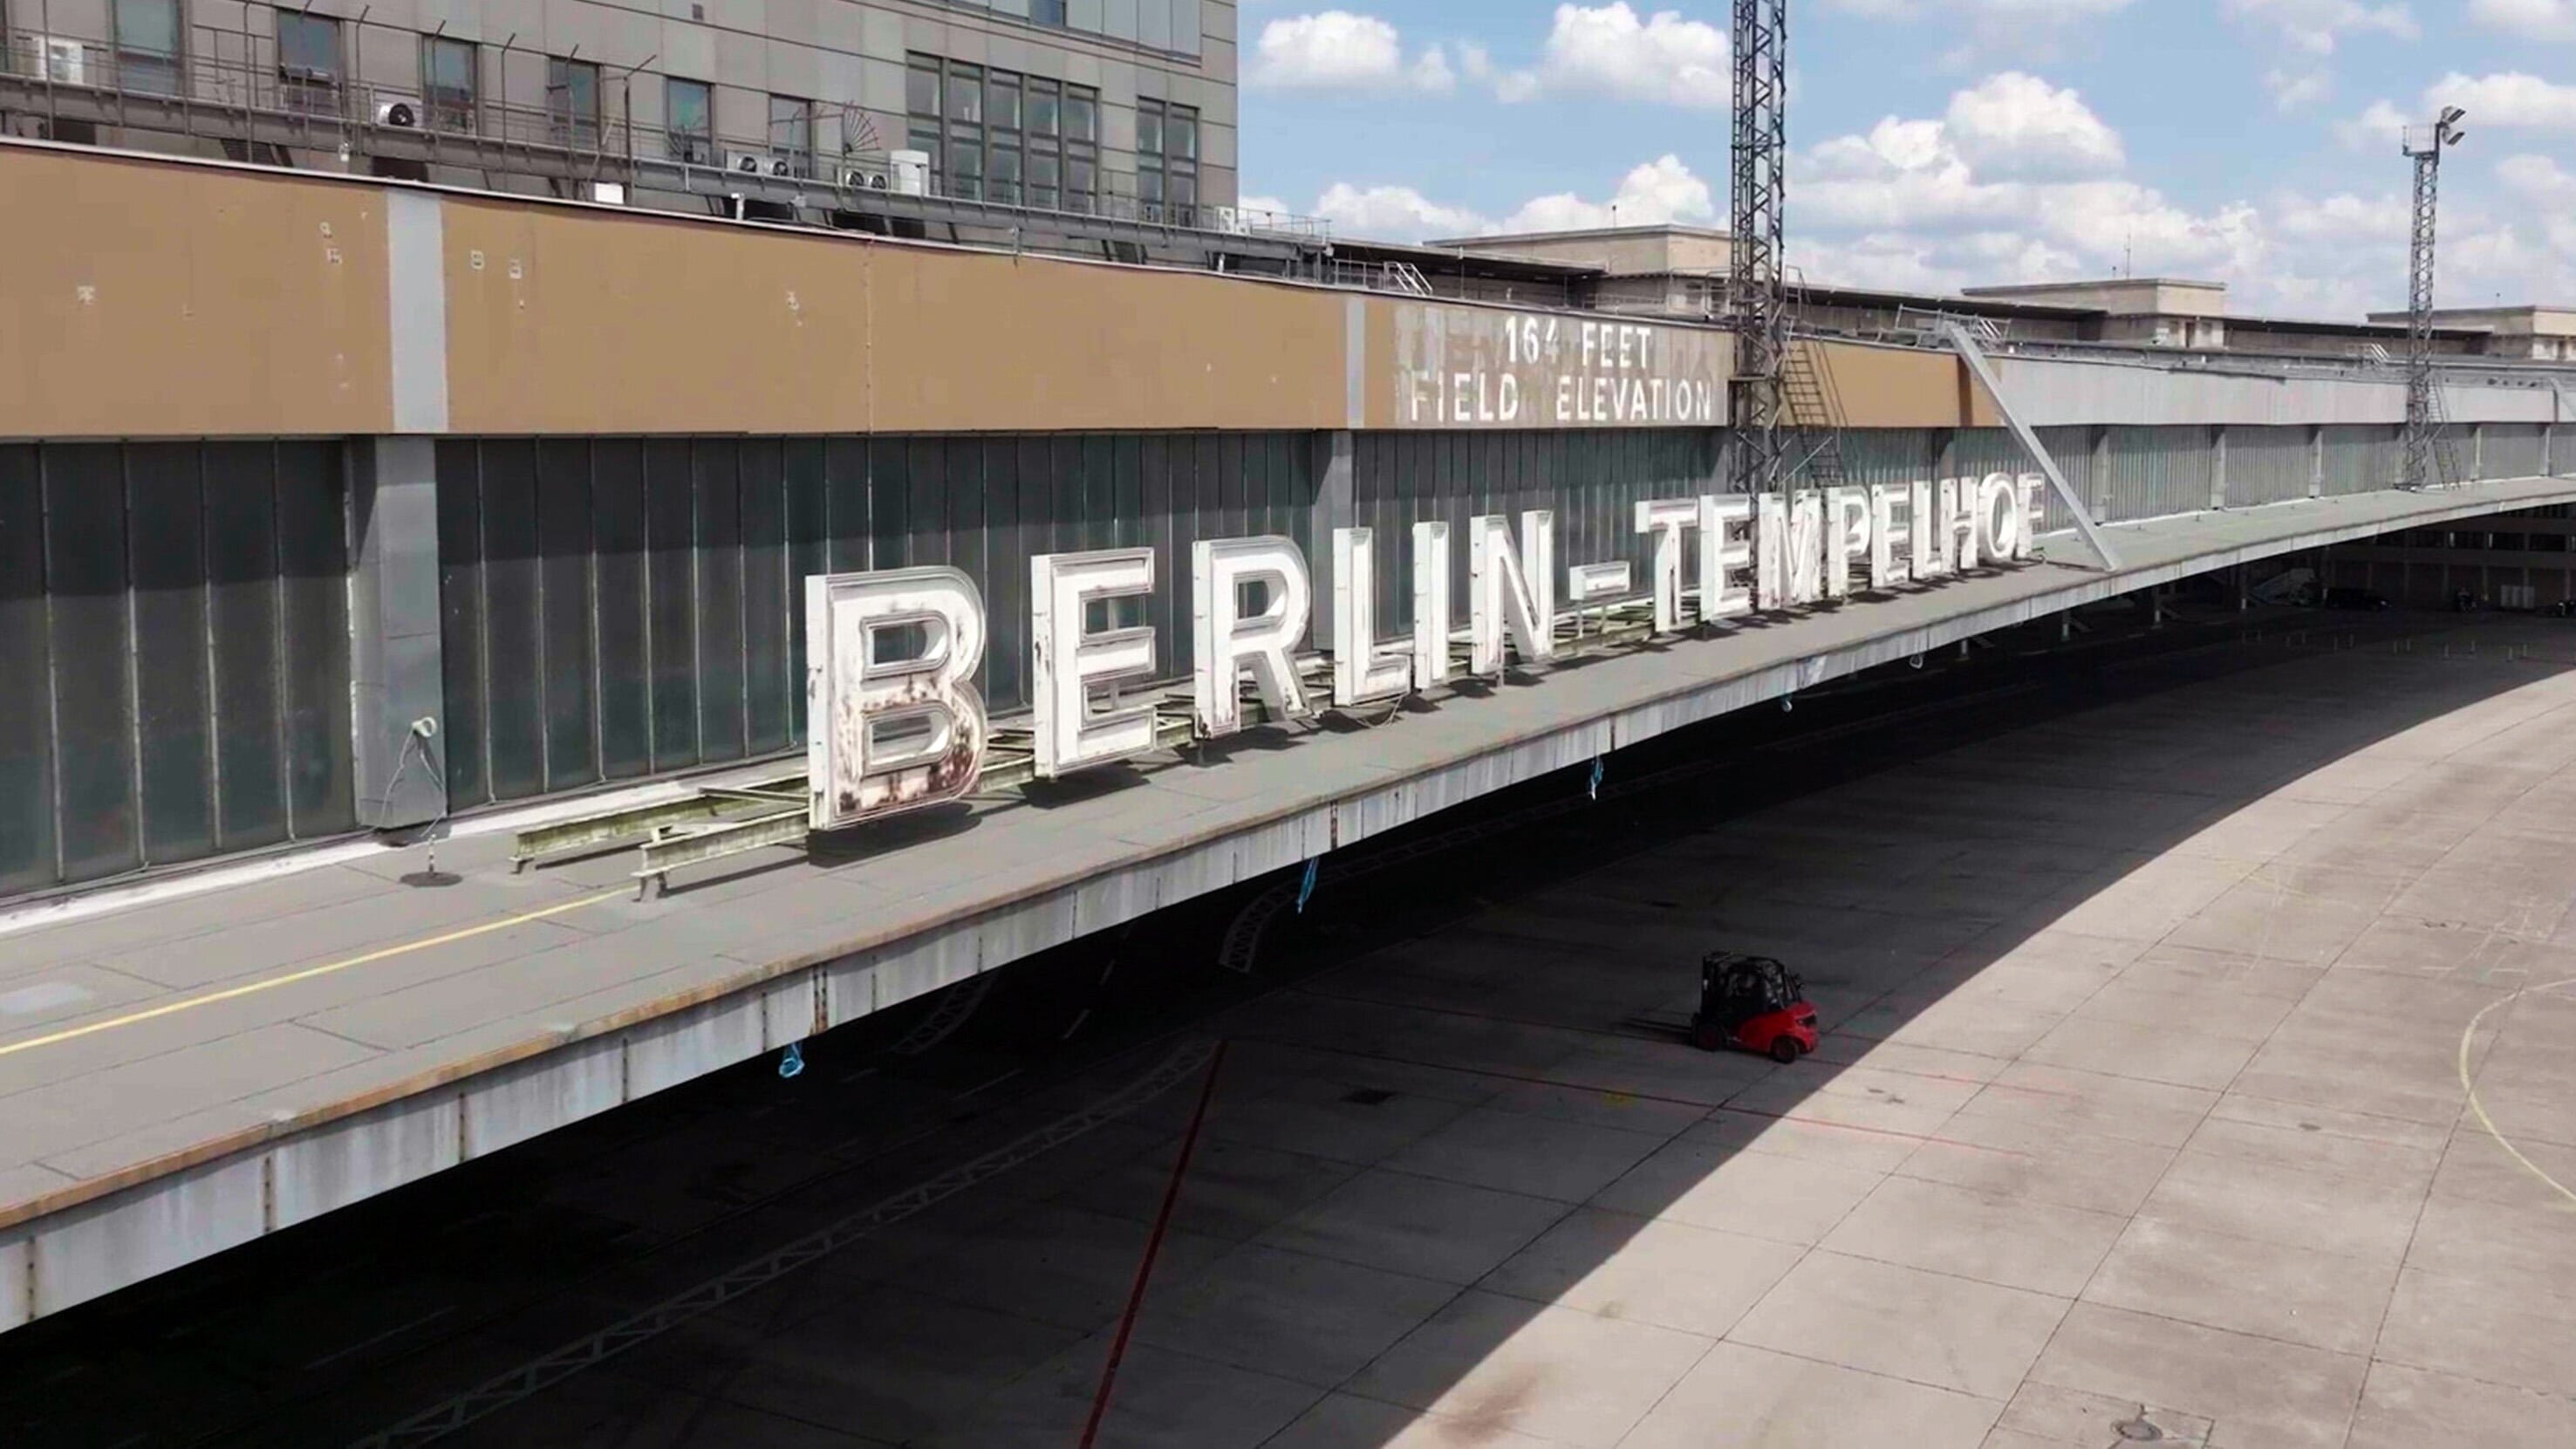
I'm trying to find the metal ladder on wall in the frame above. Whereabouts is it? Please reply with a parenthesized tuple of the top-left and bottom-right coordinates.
(2426, 376, 2468, 487)
(1779, 323, 1849, 491)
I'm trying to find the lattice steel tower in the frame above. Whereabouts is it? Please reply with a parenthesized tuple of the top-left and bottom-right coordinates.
(1729, 0, 1791, 498)
(2401, 107, 2466, 491)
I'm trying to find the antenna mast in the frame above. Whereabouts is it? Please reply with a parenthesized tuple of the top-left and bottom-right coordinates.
(1729, 0, 1790, 499)
(2401, 106, 2466, 491)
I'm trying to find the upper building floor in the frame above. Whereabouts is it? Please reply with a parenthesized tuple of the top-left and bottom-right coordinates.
(0, 0, 1246, 242)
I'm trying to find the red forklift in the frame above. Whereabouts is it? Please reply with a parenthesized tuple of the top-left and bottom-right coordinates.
(1691, 953, 1820, 1063)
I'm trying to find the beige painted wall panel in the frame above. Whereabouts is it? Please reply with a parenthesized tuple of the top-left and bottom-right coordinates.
(0, 149, 392, 439)
(864, 249, 1346, 432)
(1803, 339, 1996, 429)
(440, 201, 875, 435)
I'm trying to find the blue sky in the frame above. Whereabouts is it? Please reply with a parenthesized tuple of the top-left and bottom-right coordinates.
(1233, 1, 2576, 318)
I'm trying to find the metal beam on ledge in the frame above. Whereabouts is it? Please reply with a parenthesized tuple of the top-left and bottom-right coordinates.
(1940, 319, 2124, 571)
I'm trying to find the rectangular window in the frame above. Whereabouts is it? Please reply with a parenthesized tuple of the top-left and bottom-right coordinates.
(275, 9, 342, 113)
(905, 55, 942, 169)
(906, 57, 940, 118)
(769, 94, 814, 175)
(908, 54, 1089, 209)
(1064, 85, 1098, 212)
(1024, 77, 1062, 209)
(666, 76, 714, 163)
(946, 60, 984, 197)
(422, 36, 476, 133)
(986, 71, 1021, 203)
(114, 0, 181, 95)
(548, 57, 601, 147)
(1135, 98, 1197, 224)
(1034, 0, 1068, 24)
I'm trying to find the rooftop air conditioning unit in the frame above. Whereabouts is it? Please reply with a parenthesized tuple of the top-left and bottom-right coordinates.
(1213, 205, 1251, 236)
(766, 156, 796, 178)
(373, 98, 420, 128)
(724, 149, 767, 176)
(888, 148, 930, 196)
(38, 36, 85, 85)
(841, 166, 891, 191)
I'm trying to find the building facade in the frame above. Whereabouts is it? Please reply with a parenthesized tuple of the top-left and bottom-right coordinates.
(0, 0, 1240, 225)
(2, 143, 2575, 901)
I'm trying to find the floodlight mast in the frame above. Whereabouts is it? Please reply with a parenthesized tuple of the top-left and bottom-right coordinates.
(1728, 0, 1791, 500)
(2400, 106, 2466, 491)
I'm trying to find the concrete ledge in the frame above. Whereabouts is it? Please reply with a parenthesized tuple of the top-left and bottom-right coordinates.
(5, 475, 2574, 1330)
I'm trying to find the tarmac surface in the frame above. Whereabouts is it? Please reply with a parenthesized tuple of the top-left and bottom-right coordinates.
(12, 610, 2576, 1448)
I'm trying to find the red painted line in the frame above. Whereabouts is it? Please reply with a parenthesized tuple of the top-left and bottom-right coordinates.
(1078, 1038, 1228, 1449)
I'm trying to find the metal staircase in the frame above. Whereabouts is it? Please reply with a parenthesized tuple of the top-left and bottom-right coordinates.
(1779, 331, 1848, 491)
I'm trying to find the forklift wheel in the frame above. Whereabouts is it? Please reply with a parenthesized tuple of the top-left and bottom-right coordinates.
(1769, 1036, 1803, 1064)
(1692, 1022, 1726, 1053)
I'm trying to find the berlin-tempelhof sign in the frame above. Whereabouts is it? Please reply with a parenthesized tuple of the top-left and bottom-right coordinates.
(804, 475, 2050, 830)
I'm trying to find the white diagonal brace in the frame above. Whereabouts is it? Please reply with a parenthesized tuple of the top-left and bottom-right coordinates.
(1938, 320, 2122, 571)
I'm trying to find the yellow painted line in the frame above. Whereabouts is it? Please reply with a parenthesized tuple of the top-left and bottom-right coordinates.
(2457, 974, 2576, 1209)
(0, 889, 621, 1062)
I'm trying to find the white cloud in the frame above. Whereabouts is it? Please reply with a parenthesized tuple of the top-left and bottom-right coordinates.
(1295, 156, 1718, 243)
(1246, 11, 1453, 93)
(1309, 182, 1493, 240)
(1501, 155, 1718, 231)
(1411, 44, 1458, 93)
(2223, 0, 2417, 53)
(2424, 72, 2576, 130)
(2265, 68, 2332, 112)
(1941, 72, 2124, 179)
(2470, 0, 2576, 40)
(1486, 4, 1731, 109)
(1820, 0, 2138, 61)
(2334, 99, 2410, 150)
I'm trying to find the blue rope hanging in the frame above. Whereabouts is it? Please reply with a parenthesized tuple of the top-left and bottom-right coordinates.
(1589, 756, 1605, 802)
(777, 1042, 806, 1079)
(1295, 858, 1320, 914)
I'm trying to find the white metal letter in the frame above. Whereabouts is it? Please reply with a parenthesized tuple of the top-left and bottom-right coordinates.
(1788, 491, 1824, 605)
(1699, 495, 1753, 620)
(1031, 548, 1158, 777)
(1940, 477, 1979, 571)
(1976, 473, 2023, 562)
(1331, 528, 1413, 707)
(1411, 520, 1453, 688)
(1634, 497, 1701, 634)
(1869, 485, 1910, 591)
(1469, 510, 1554, 675)
(1910, 479, 1950, 580)
(1193, 536, 1314, 737)
(2016, 474, 2045, 559)
(1755, 496, 1787, 612)
(1825, 488, 1870, 599)
(805, 567, 988, 830)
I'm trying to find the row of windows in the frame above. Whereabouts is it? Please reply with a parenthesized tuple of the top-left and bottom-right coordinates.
(978, 0, 1206, 58)
(905, 54, 1104, 213)
(99, 8, 1196, 190)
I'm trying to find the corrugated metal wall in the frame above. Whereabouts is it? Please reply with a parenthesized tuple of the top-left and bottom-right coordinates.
(2226, 427, 2315, 507)
(1349, 430, 1722, 640)
(0, 441, 356, 897)
(2480, 424, 2547, 481)
(2100, 427, 2214, 521)
(433, 432, 1326, 807)
(2321, 425, 2404, 496)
